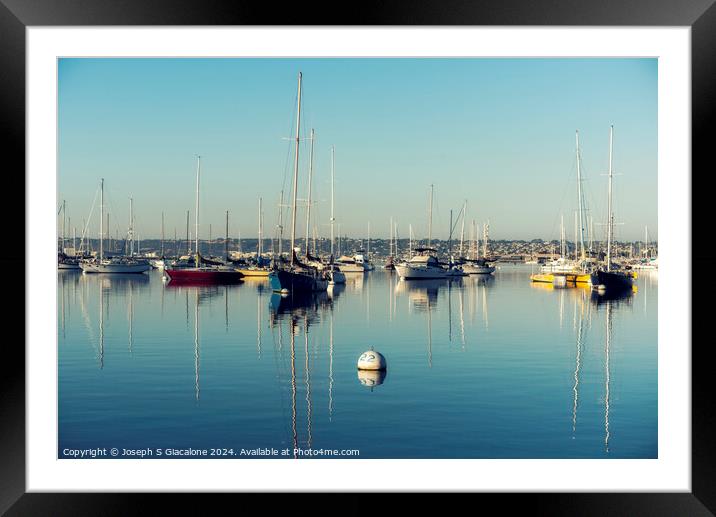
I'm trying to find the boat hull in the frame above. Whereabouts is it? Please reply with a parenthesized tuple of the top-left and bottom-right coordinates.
(269, 269, 328, 293)
(58, 262, 81, 270)
(589, 270, 633, 292)
(395, 264, 449, 280)
(149, 259, 166, 270)
(337, 263, 366, 273)
(530, 271, 590, 284)
(236, 268, 271, 277)
(164, 268, 244, 284)
(328, 270, 346, 285)
(80, 262, 152, 274)
(462, 264, 496, 275)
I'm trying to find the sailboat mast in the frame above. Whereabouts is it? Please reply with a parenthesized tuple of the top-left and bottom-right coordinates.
(290, 72, 302, 267)
(305, 128, 314, 257)
(129, 197, 134, 256)
(606, 126, 614, 271)
(195, 155, 201, 260)
(428, 184, 433, 248)
(574, 212, 578, 261)
(483, 222, 489, 258)
(474, 220, 479, 259)
(330, 147, 335, 258)
(277, 189, 284, 257)
(62, 200, 66, 253)
(99, 179, 104, 260)
(389, 217, 393, 257)
(161, 211, 165, 258)
(368, 222, 371, 256)
(225, 210, 229, 261)
(186, 210, 190, 255)
(394, 222, 398, 257)
(448, 210, 453, 256)
(258, 197, 263, 258)
(459, 201, 466, 258)
(576, 130, 586, 261)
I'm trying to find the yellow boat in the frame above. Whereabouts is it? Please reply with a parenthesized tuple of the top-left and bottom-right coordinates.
(235, 267, 270, 277)
(530, 273, 557, 283)
(574, 273, 591, 284)
(530, 272, 591, 285)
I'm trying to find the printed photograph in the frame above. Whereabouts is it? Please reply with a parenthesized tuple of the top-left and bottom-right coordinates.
(57, 58, 657, 459)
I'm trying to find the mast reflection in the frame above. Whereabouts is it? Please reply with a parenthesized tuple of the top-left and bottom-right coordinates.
(194, 289, 200, 402)
(590, 289, 632, 453)
(267, 289, 339, 457)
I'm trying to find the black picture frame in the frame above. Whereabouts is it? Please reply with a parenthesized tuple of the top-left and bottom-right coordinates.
(4, 1, 712, 514)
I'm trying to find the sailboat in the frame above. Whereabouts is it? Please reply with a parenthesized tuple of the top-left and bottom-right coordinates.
(268, 72, 329, 294)
(236, 198, 271, 277)
(590, 126, 633, 293)
(632, 225, 658, 270)
(532, 131, 592, 285)
(80, 179, 152, 274)
(384, 217, 397, 270)
(461, 219, 495, 275)
(58, 200, 81, 269)
(395, 185, 450, 280)
(149, 212, 167, 270)
(164, 156, 244, 284)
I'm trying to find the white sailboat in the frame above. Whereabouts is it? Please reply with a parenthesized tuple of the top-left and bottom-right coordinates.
(395, 185, 450, 280)
(80, 179, 152, 274)
(632, 225, 658, 270)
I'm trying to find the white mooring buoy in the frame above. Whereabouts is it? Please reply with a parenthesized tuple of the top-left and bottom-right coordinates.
(357, 348, 386, 371)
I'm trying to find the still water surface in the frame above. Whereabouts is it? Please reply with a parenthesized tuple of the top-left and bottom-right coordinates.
(58, 265, 657, 458)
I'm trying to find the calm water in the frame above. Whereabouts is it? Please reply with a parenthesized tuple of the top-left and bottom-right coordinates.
(58, 265, 657, 459)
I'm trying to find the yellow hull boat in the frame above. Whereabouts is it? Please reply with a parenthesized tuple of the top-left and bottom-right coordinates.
(530, 272, 591, 285)
(236, 268, 270, 277)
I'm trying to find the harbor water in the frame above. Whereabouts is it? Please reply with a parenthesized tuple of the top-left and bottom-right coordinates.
(58, 265, 657, 459)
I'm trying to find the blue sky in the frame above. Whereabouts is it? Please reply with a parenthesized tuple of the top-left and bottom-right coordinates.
(58, 58, 657, 242)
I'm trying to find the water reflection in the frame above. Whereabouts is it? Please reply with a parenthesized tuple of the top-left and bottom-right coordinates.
(571, 289, 590, 436)
(194, 290, 200, 402)
(58, 266, 656, 459)
(268, 297, 326, 458)
(588, 290, 632, 453)
(268, 291, 336, 325)
(393, 276, 495, 360)
(591, 290, 634, 453)
(537, 282, 633, 452)
(73, 273, 151, 369)
(395, 278, 448, 312)
(357, 369, 387, 390)
(327, 282, 346, 300)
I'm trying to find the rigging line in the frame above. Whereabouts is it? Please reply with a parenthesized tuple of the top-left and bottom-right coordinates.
(546, 149, 580, 246)
(78, 186, 100, 252)
(276, 85, 299, 248)
(103, 190, 129, 240)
